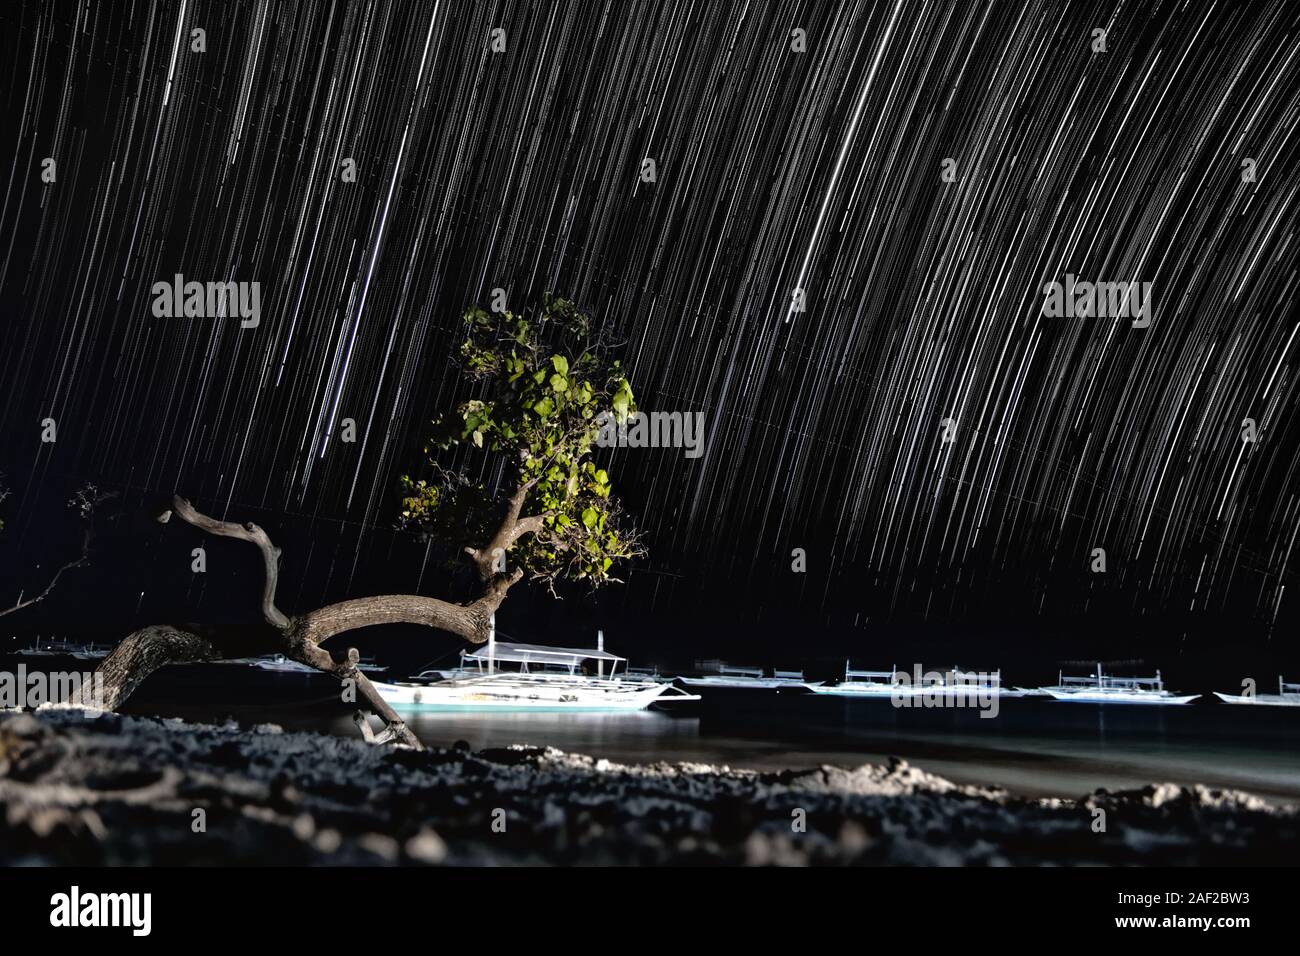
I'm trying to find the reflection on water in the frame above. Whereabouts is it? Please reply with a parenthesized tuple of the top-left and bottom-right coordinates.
(309, 700, 1300, 802)
(395, 709, 705, 763)
(16, 657, 1298, 803)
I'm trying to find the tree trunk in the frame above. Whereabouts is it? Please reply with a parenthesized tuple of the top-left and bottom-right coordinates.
(72, 626, 219, 711)
(60, 494, 534, 750)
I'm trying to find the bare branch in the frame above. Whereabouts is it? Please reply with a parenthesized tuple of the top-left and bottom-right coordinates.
(286, 641, 421, 749)
(0, 529, 91, 620)
(293, 567, 524, 649)
(0, 484, 114, 620)
(161, 495, 291, 629)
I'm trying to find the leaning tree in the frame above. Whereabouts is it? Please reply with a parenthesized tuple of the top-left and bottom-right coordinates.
(62, 296, 644, 748)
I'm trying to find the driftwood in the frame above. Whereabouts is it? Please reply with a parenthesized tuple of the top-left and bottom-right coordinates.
(65, 486, 538, 750)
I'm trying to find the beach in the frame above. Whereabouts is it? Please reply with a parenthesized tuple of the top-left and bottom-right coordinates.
(2, 709, 1295, 866)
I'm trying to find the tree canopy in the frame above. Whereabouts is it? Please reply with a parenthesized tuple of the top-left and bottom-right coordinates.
(399, 295, 644, 593)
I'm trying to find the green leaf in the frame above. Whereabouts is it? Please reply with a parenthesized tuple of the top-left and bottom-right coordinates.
(581, 507, 598, 531)
(551, 354, 569, 376)
(611, 379, 633, 424)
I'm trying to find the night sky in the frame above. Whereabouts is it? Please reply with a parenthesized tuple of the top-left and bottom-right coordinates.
(1, 0, 1298, 677)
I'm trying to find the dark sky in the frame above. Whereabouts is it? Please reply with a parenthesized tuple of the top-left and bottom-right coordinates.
(2, 0, 1298, 673)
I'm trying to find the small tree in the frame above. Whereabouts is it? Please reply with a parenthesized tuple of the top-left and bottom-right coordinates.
(55, 297, 643, 749)
(399, 294, 643, 593)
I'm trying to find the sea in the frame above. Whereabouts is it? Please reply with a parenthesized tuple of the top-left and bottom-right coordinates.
(18, 655, 1293, 804)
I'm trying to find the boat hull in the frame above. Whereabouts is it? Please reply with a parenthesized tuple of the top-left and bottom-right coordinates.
(678, 677, 821, 690)
(1213, 692, 1300, 707)
(374, 676, 696, 712)
(1043, 689, 1199, 705)
(810, 684, 1024, 699)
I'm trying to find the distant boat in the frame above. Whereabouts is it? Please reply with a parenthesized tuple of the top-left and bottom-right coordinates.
(1039, 665, 1198, 705)
(624, 664, 673, 684)
(21, 638, 111, 661)
(225, 654, 388, 675)
(677, 660, 822, 690)
(374, 626, 699, 712)
(1214, 677, 1300, 707)
(808, 664, 899, 697)
(810, 662, 1026, 699)
(247, 654, 315, 673)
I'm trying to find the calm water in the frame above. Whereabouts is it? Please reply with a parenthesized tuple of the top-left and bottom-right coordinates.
(13, 656, 1300, 802)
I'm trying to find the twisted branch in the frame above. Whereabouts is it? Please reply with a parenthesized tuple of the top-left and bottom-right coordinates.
(160, 495, 290, 629)
(59, 495, 533, 750)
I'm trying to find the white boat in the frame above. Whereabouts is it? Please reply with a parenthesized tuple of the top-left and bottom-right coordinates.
(374, 626, 699, 712)
(1214, 677, 1300, 707)
(413, 631, 668, 686)
(810, 662, 1025, 698)
(678, 661, 822, 690)
(1040, 665, 1199, 705)
(808, 664, 901, 697)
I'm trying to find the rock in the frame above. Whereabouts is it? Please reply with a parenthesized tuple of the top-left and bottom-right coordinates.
(405, 828, 447, 864)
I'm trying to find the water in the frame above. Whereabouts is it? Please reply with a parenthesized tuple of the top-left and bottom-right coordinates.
(12, 658, 1300, 802)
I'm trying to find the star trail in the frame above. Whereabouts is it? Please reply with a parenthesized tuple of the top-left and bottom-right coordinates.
(1, 0, 1298, 659)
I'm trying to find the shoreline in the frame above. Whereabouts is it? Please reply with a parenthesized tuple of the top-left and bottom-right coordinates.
(2, 709, 1297, 865)
(132, 699, 1300, 805)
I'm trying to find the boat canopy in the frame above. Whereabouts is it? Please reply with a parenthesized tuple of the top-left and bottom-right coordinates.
(846, 663, 898, 681)
(1058, 669, 1165, 691)
(464, 641, 626, 667)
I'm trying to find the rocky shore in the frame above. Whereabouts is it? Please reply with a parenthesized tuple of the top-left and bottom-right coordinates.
(1, 709, 1295, 865)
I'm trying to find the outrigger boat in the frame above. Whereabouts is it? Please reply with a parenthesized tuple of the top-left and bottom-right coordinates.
(374, 626, 699, 712)
(1039, 665, 1198, 705)
(678, 661, 821, 690)
(1214, 677, 1300, 707)
(808, 665, 898, 697)
(810, 662, 1026, 698)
